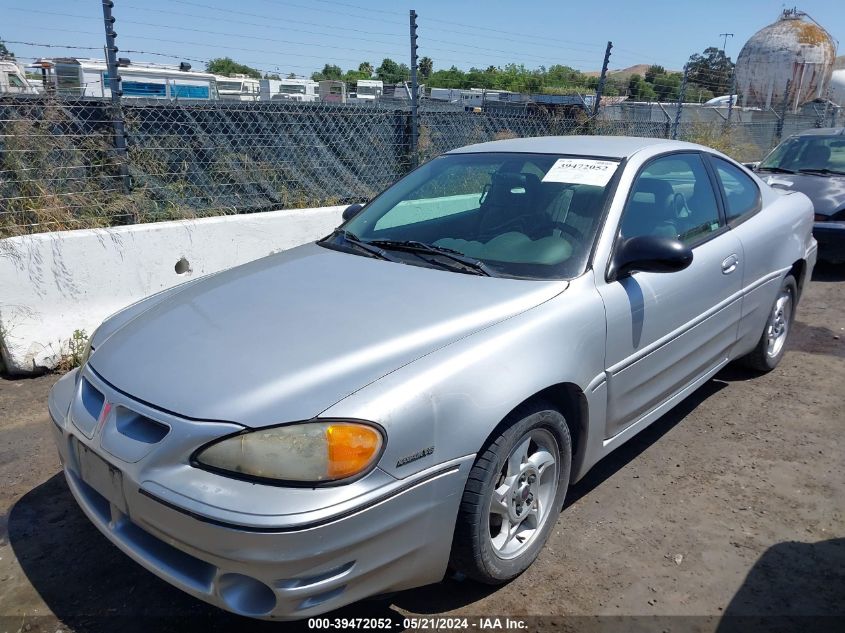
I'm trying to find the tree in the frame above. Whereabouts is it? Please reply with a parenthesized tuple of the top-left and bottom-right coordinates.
(263, 73, 281, 80)
(644, 65, 665, 84)
(286, 73, 297, 79)
(685, 84, 715, 103)
(651, 71, 681, 101)
(311, 64, 343, 81)
(0, 37, 14, 59)
(686, 47, 734, 95)
(206, 57, 261, 79)
(343, 69, 368, 84)
(418, 56, 433, 80)
(374, 58, 410, 84)
(375, 58, 400, 83)
(358, 62, 373, 77)
(628, 74, 656, 101)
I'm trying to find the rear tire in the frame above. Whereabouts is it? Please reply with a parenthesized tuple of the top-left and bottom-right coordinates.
(449, 401, 571, 584)
(740, 274, 797, 372)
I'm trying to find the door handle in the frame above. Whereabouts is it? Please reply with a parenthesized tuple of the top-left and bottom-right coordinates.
(721, 254, 739, 274)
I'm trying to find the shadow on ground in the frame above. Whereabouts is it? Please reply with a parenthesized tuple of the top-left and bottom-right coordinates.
(811, 262, 845, 283)
(715, 538, 845, 633)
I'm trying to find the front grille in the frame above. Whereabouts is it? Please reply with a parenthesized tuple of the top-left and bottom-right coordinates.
(80, 378, 105, 420)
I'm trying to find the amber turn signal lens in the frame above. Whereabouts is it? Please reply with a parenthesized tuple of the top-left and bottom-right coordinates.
(326, 423, 383, 479)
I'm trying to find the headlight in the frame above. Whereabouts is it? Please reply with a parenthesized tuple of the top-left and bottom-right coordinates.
(193, 421, 384, 484)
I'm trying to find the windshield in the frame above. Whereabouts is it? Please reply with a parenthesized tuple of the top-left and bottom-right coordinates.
(337, 152, 620, 279)
(357, 85, 381, 97)
(759, 135, 845, 173)
(217, 81, 242, 92)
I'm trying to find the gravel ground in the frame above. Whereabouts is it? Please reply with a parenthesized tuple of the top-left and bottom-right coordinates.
(1, 266, 843, 633)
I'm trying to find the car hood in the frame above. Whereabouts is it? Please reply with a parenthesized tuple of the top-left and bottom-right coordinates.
(761, 172, 845, 216)
(90, 243, 567, 427)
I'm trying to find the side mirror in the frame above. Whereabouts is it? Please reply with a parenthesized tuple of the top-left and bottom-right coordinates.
(609, 235, 693, 280)
(342, 203, 365, 222)
(743, 162, 759, 171)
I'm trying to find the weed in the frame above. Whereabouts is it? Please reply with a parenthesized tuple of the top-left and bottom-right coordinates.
(55, 329, 89, 372)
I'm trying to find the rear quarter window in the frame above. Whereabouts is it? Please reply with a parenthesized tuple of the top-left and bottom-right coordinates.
(712, 157, 760, 223)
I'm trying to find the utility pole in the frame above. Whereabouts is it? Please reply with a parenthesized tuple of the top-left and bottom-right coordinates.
(101, 0, 131, 198)
(719, 32, 734, 52)
(776, 78, 792, 141)
(671, 63, 689, 140)
(593, 41, 612, 117)
(409, 9, 419, 168)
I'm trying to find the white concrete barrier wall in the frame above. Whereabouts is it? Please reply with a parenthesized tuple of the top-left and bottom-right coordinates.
(0, 205, 345, 374)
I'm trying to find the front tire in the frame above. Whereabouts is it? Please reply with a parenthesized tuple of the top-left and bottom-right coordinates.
(450, 401, 571, 584)
(740, 274, 797, 372)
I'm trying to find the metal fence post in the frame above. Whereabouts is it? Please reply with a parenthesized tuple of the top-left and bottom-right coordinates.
(726, 70, 735, 127)
(775, 78, 791, 142)
(671, 63, 689, 140)
(101, 0, 131, 200)
(593, 41, 612, 118)
(409, 9, 419, 168)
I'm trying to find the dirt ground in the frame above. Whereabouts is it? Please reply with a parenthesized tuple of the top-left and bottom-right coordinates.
(1, 266, 843, 633)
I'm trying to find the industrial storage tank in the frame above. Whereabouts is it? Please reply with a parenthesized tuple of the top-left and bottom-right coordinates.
(736, 9, 837, 111)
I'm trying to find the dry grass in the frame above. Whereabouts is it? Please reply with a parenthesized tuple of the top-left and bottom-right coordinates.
(678, 121, 763, 163)
(0, 100, 778, 239)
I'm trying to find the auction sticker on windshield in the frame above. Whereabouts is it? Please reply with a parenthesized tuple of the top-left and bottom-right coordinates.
(542, 158, 619, 186)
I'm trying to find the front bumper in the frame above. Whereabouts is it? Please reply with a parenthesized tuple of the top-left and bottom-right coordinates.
(813, 221, 845, 264)
(48, 369, 472, 619)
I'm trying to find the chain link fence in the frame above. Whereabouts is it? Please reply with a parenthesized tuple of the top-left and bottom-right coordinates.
(0, 94, 830, 238)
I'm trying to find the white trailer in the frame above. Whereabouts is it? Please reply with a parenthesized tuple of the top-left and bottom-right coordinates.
(319, 80, 347, 103)
(261, 78, 319, 102)
(215, 74, 260, 101)
(429, 87, 508, 105)
(34, 58, 219, 100)
(352, 79, 383, 101)
(0, 59, 38, 95)
(429, 87, 462, 103)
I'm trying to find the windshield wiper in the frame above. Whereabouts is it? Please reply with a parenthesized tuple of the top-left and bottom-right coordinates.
(368, 239, 496, 276)
(797, 168, 845, 177)
(757, 166, 796, 174)
(325, 229, 398, 262)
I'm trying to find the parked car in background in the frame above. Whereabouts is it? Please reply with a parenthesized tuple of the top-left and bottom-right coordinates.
(754, 127, 845, 264)
(48, 136, 816, 620)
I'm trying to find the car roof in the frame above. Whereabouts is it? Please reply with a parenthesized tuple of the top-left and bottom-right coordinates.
(795, 127, 845, 137)
(445, 135, 706, 159)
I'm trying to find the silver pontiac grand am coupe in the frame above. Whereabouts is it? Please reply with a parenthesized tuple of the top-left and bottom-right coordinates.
(48, 136, 816, 619)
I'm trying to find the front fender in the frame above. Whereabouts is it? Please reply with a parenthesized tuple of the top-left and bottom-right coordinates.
(321, 272, 607, 481)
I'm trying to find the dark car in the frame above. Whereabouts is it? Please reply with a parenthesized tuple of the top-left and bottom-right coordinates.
(753, 128, 845, 264)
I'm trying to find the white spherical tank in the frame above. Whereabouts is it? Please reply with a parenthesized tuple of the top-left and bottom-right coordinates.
(736, 9, 837, 110)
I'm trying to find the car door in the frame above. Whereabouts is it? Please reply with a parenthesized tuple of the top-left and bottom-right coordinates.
(705, 154, 783, 352)
(596, 152, 743, 439)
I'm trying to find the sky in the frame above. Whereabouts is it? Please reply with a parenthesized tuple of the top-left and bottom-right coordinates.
(0, 0, 842, 79)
